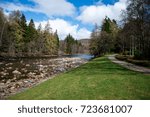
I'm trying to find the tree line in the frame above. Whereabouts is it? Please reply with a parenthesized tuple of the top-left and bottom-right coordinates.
(0, 8, 86, 57)
(0, 8, 59, 57)
(89, 0, 150, 60)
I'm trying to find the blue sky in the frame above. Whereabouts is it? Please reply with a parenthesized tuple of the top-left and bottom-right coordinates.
(0, 0, 126, 39)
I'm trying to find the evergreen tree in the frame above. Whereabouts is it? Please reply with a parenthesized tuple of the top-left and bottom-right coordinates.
(54, 30, 59, 53)
(89, 24, 100, 56)
(20, 14, 27, 38)
(90, 17, 119, 56)
(19, 13, 27, 53)
(36, 23, 44, 54)
(43, 21, 59, 55)
(65, 34, 75, 54)
(101, 17, 111, 33)
(25, 19, 37, 54)
(8, 10, 23, 56)
(28, 19, 37, 41)
(0, 8, 8, 52)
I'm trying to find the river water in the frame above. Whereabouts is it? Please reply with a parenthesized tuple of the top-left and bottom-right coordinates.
(0, 54, 93, 83)
(64, 54, 94, 60)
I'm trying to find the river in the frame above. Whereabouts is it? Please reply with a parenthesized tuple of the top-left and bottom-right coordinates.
(64, 54, 94, 60)
(0, 54, 94, 99)
(0, 54, 93, 83)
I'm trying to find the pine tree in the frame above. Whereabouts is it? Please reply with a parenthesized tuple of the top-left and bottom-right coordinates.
(25, 19, 37, 54)
(65, 34, 75, 54)
(8, 10, 23, 56)
(54, 30, 59, 54)
(90, 18, 119, 56)
(19, 13, 27, 53)
(101, 17, 111, 33)
(36, 23, 44, 54)
(89, 24, 100, 56)
(0, 8, 8, 52)
(20, 14, 27, 38)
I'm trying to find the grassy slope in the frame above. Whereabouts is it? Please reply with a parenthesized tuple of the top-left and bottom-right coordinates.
(9, 57, 150, 100)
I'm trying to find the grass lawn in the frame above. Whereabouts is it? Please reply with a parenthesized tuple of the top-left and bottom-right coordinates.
(8, 56, 150, 100)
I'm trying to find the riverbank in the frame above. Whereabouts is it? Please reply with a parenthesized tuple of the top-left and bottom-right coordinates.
(8, 56, 150, 100)
(0, 57, 88, 99)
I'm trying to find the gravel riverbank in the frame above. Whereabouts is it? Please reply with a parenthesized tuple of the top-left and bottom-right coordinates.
(0, 57, 87, 99)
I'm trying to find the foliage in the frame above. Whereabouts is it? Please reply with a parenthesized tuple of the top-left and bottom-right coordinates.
(127, 58, 150, 68)
(90, 0, 150, 60)
(116, 55, 150, 68)
(0, 9, 60, 57)
(89, 17, 119, 57)
(119, 0, 150, 60)
(64, 34, 82, 54)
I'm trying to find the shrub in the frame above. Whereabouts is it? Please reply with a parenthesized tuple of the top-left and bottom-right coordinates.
(134, 50, 143, 60)
(127, 58, 150, 67)
(122, 51, 129, 55)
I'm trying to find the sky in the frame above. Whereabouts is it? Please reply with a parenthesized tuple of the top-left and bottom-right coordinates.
(0, 0, 127, 40)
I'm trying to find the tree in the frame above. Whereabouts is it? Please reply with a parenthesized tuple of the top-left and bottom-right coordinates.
(25, 19, 37, 55)
(64, 34, 75, 54)
(26, 19, 37, 42)
(36, 23, 44, 54)
(0, 8, 8, 53)
(8, 10, 23, 56)
(19, 13, 27, 53)
(120, 0, 150, 59)
(43, 21, 53, 54)
(42, 21, 59, 55)
(101, 16, 111, 33)
(54, 30, 59, 54)
(89, 18, 119, 57)
(20, 14, 27, 39)
(89, 24, 100, 56)
(0, 9, 61, 57)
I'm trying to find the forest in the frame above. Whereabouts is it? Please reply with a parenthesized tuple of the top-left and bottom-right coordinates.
(0, 8, 85, 57)
(0, 0, 150, 59)
(90, 0, 150, 60)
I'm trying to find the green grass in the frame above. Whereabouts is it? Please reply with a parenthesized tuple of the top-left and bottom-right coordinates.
(8, 57, 150, 100)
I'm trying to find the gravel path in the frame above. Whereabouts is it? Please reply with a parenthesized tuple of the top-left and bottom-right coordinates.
(108, 54, 150, 74)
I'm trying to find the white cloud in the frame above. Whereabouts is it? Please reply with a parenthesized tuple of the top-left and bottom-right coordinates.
(34, 18, 91, 40)
(77, 0, 127, 25)
(0, 3, 36, 12)
(0, 0, 76, 17)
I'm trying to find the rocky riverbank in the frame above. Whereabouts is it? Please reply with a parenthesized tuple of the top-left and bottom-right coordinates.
(0, 57, 88, 99)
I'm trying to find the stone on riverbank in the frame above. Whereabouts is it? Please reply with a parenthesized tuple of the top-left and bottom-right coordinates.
(0, 57, 88, 99)
(12, 70, 21, 75)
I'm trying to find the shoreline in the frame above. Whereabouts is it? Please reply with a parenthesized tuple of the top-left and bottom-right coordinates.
(0, 57, 88, 99)
(0, 54, 92, 61)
